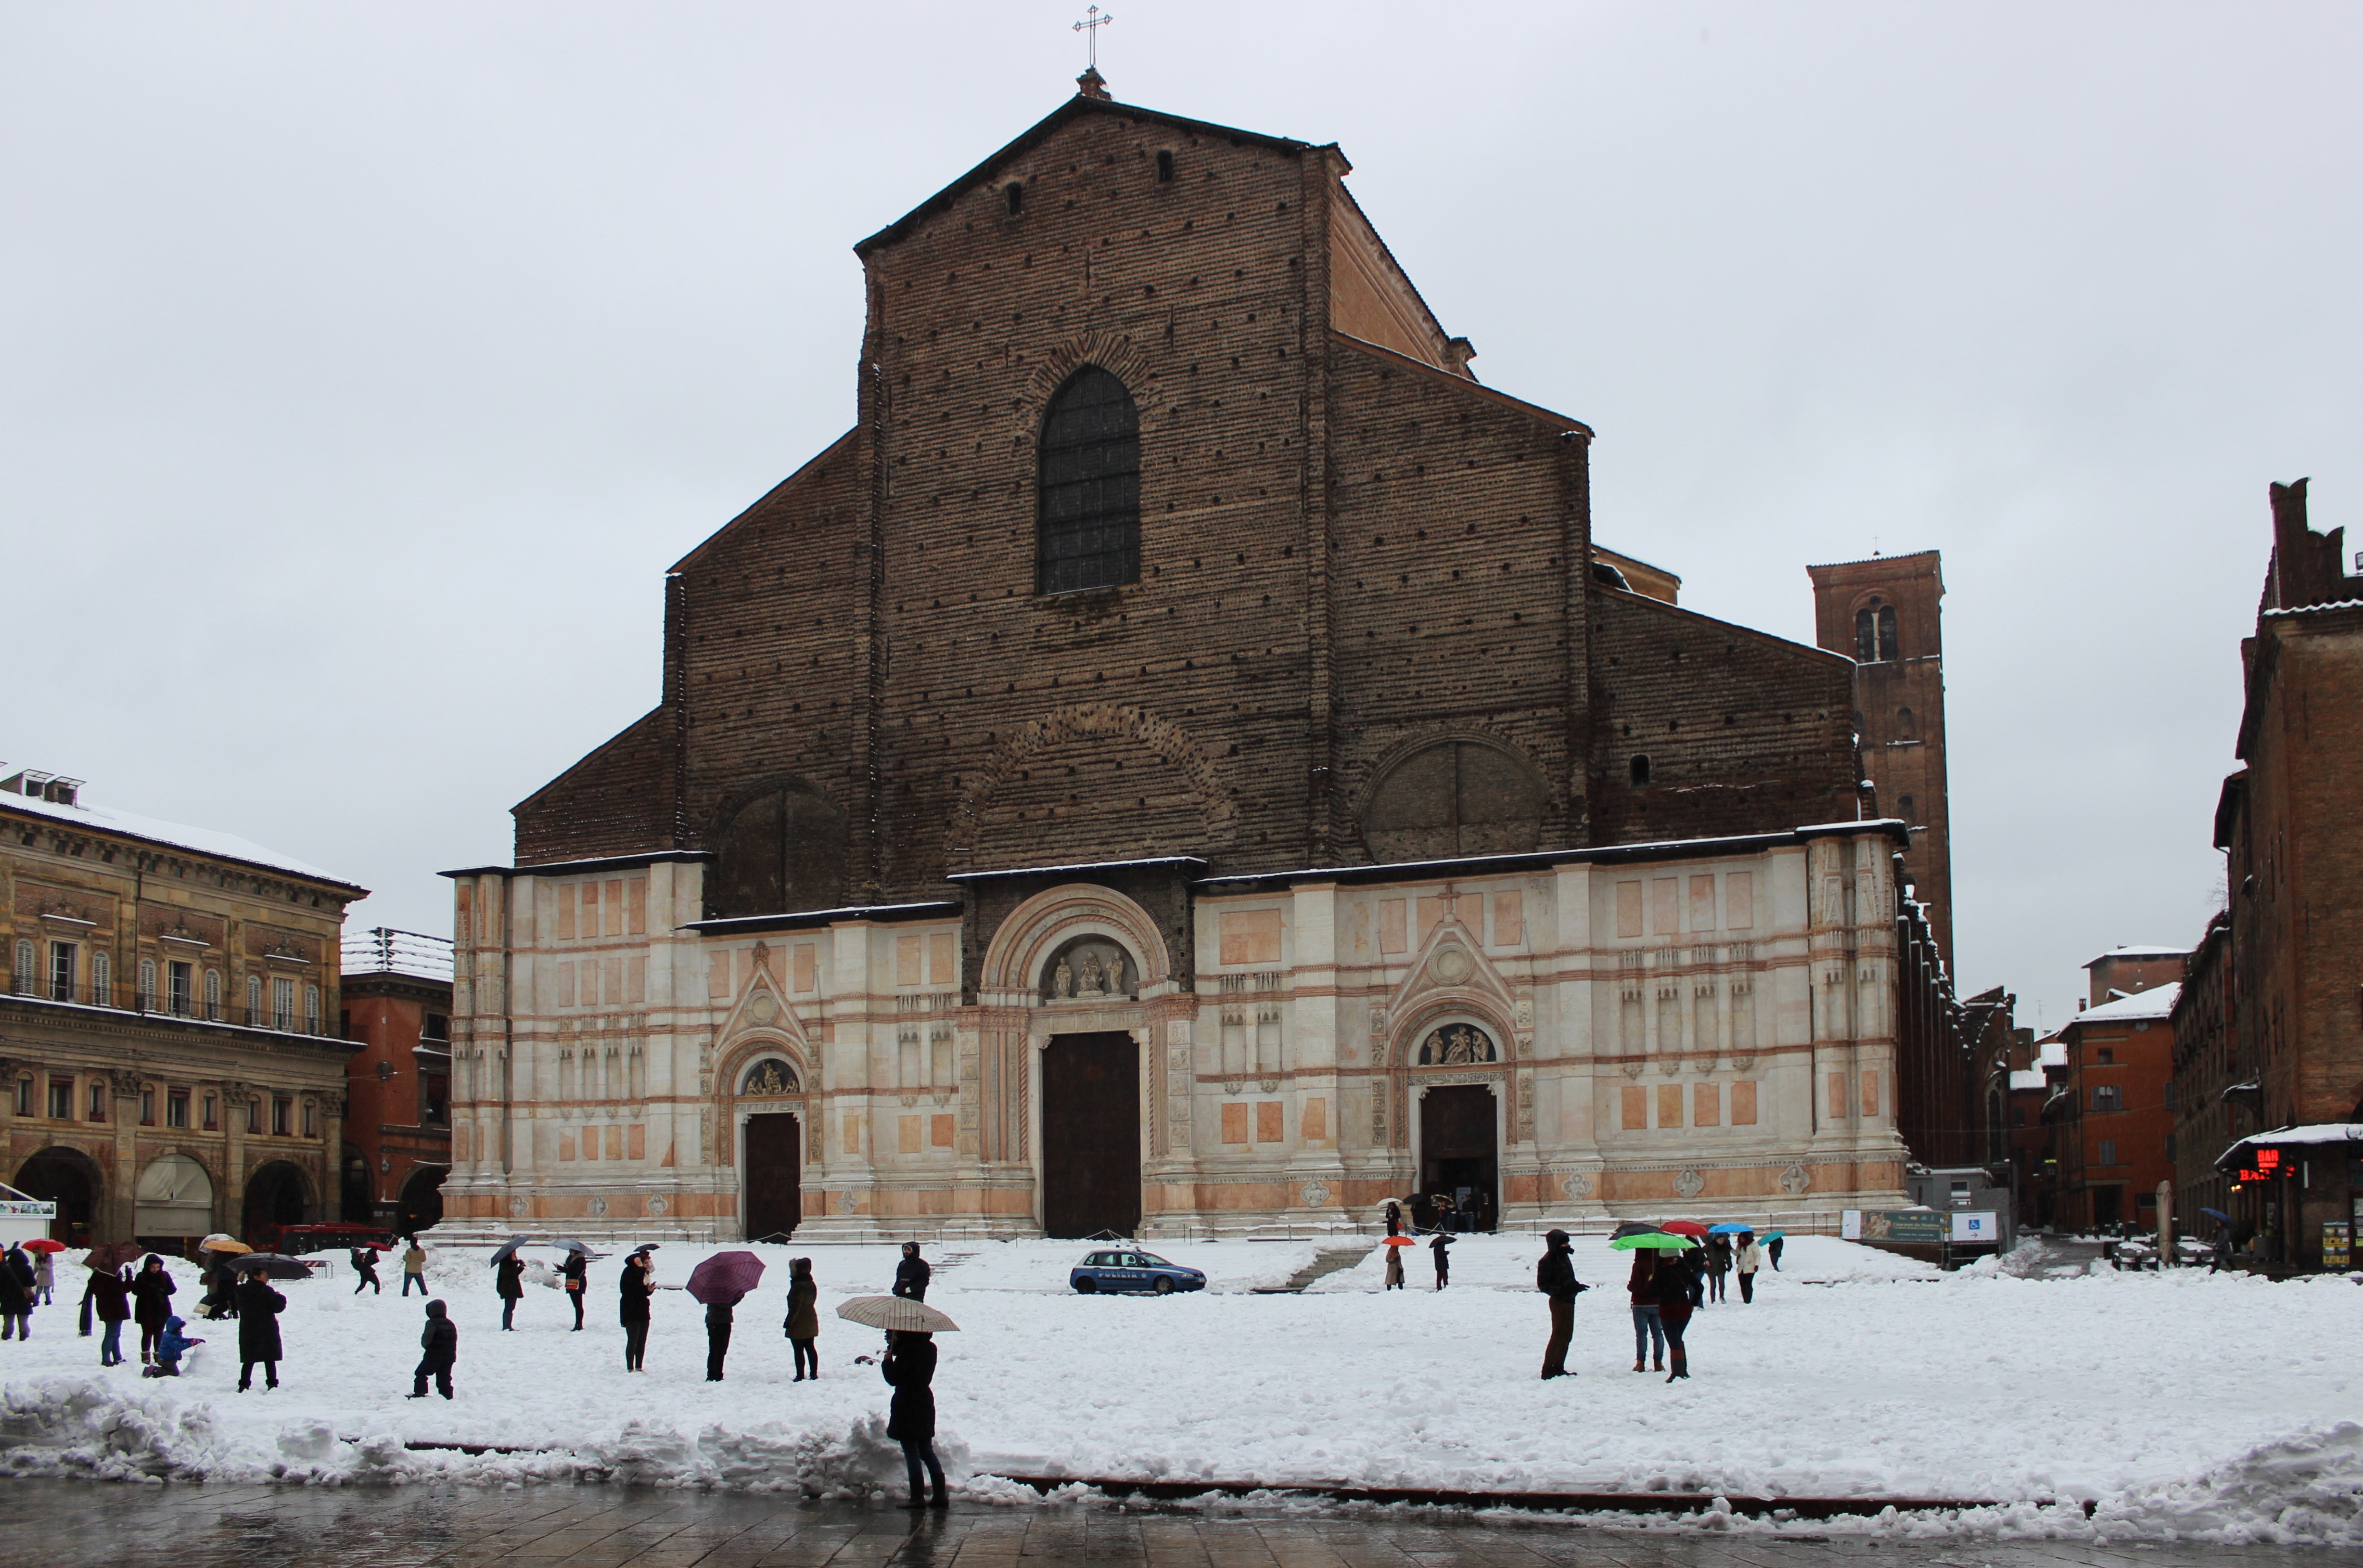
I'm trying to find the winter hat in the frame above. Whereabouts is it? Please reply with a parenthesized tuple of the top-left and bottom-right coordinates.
(163, 1316, 183, 1332)
(1545, 1229, 1570, 1245)
(425, 1299, 448, 1319)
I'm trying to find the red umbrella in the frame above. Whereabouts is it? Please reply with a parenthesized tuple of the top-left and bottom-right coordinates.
(21, 1239, 65, 1254)
(685, 1250, 766, 1305)
(1381, 1235, 1417, 1248)
(82, 1241, 144, 1271)
(1660, 1220, 1710, 1238)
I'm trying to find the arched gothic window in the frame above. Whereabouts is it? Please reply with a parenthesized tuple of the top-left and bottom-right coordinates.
(708, 779, 847, 920)
(1036, 367, 1141, 595)
(1362, 740, 1544, 863)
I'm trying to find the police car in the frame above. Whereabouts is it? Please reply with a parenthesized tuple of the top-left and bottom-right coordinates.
(1069, 1248, 1207, 1295)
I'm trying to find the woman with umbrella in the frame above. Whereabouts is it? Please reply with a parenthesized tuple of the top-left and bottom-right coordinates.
(558, 1243, 590, 1331)
(86, 1259, 133, 1367)
(686, 1251, 765, 1382)
(1382, 1235, 1411, 1290)
(618, 1246, 655, 1371)
(1615, 1229, 1670, 1373)
(1652, 1240, 1696, 1381)
(131, 1253, 177, 1365)
(494, 1246, 527, 1330)
(840, 1294, 959, 1508)
(30, 1241, 57, 1306)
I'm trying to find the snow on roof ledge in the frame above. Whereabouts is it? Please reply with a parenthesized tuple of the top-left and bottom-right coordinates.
(2215, 1124, 2363, 1169)
(2071, 982, 2180, 1024)
(0, 786, 360, 889)
(2084, 944, 2189, 966)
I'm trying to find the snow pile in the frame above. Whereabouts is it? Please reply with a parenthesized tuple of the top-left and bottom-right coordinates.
(3, 1236, 2358, 1541)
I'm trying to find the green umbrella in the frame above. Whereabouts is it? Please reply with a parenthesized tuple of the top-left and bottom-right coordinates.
(1611, 1232, 1698, 1251)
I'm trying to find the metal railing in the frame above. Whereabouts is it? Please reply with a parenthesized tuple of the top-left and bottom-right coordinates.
(3, 977, 338, 1038)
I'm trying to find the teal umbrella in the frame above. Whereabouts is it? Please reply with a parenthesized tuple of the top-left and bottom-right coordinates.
(1611, 1232, 1698, 1251)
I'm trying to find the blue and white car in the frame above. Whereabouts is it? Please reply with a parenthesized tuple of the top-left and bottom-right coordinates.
(1069, 1248, 1207, 1295)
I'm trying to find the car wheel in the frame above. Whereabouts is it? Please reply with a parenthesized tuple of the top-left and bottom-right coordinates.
(1074, 1277, 1096, 1294)
(1153, 1277, 1174, 1295)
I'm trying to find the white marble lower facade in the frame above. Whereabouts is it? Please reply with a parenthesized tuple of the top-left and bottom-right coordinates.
(440, 821, 1910, 1239)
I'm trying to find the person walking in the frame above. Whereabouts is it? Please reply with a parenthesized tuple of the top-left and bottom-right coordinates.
(1536, 1229, 1587, 1379)
(1653, 1248, 1695, 1382)
(350, 1246, 383, 1296)
(705, 1297, 735, 1382)
(131, 1253, 176, 1365)
(1429, 1230, 1454, 1290)
(235, 1266, 286, 1391)
(145, 1315, 201, 1378)
(32, 1247, 54, 1306)
(892, 1242, 931, 1303)
(1383, 1241, 1406, 1291)
(89, 1264, 133, 1367)
(205, 1255, 241, 1320)
(0, 1245, 33, 1340)
(560, 1249, 588, 1330)
(1766, 1233, 1784, 1272)
(1383, 1199, 1402, 1238)
(881, 1330, 948, 1509)
(495, 1251, 526, 1331)
(1704, 1235, 1730, 1305)
(618, 1248, 654, 1372)
(408, 1299, 457, 1400)
(784, 1256, 820, 1381)
(1735, 1232, 1764, 1304)
(401, 1239, 429, 1297)
(1627, 1249, 1666, 1372)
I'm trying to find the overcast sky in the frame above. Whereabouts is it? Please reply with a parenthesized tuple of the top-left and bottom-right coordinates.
(6, 3, 2357, 1033)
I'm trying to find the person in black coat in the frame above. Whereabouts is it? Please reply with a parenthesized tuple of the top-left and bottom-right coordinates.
(1653, 1249, 1695, 1382)
(495, 1253, 526, 1330)
(1429, 1230, 1454, 1290)
(881, 1330, 946, 1508)
(559, 1250, 588, 1330)
(408, 1299, 457, 1399)
(87, 1265, 133, 1366)
(1536, 1229, 1587, 1379)
(618, 1248, 653, 1371)
(0, 1246, 33, 1340)
(350, 1246, 383, 1296)
(706, 1299, 734, 1382)
(1767, 1233, 1785, 1271)
(130, 1254, 176, 1365)
(1383, 1199, 1402, 1238)
(892, 1243, 930, 1303)
(204, 1257, 240, 1320)
(235, 1267, 286, 1391)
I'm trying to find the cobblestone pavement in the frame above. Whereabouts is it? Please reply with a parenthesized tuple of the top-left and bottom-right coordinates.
(0, 1480, 2332, 1568)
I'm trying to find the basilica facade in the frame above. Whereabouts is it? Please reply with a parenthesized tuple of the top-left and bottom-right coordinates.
(443, 79, 1913, 1239)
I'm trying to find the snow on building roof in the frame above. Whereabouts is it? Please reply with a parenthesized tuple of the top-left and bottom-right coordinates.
(2073, 983, 2181, 1024)
(2036, 1037, 2068, 1068)
(2084, 944, 2190, 965)
(2008, 1068, 2048, 1093)
(341, 927, 456, 983)
(0, 781, 359, 888)
(2215, 1124, 2363, 1169)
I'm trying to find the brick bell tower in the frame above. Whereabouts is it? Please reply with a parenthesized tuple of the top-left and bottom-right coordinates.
(1807, 551, 1955, 966)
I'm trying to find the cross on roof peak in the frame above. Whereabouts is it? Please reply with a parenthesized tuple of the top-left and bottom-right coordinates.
(1073, 6, 1112, 98)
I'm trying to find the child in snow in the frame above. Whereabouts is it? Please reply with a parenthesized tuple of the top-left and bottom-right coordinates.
(145, 1315, 202, 1378)
(409, 1299, 457, 1399)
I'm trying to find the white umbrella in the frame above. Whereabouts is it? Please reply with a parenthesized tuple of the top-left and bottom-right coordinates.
(835, 1294, 960, 1332)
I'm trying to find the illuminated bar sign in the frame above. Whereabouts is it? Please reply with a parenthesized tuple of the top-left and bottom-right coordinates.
(2236, 1146, 2284, 1183)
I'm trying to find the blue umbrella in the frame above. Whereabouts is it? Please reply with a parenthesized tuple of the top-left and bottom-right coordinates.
(2201, 1207, 2233, 1224)
(1763, 1230, 1785, 1242)
(1707, 1223, 1752, 1235)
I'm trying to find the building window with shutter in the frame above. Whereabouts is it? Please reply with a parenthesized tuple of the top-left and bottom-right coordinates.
(50, 942, 78, 1003)
(169, 961, 193, 1017)
(205, 969, 222, 1021)
(48, 1079, 72, 1120)
(302, 1100, 318, 1138)
(92, 951, 110, 1007)
(138, 958, 157, 1009)
(11, 940, 32, 995)
(87, 1082, 107, 1122)
(304, 984, 321, 1035)
(273, 977, 296, 1032)
(2093, 1085, 2123, 1111)
(1036, 366, 1141, 595)
(2098, 1138, 2118, 1166)
(168, 1090, 189, 1129)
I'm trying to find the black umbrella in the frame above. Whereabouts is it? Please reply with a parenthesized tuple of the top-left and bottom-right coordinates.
(233, 1255, 317, 1280)
(487, 1235, 538, 1266)
(1610, 1222, 1665, 1241)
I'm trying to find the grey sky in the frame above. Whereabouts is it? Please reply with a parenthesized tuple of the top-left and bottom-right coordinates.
(6, 3, 2357, 1034)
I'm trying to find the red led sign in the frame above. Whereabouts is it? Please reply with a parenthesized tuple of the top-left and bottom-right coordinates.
(2236, 1147, 2284, 1183)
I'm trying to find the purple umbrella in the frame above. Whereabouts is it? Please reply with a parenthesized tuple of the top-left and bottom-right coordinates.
(685, 1250, 765, 1305)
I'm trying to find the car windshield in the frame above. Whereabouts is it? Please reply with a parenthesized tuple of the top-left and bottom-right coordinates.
(1135, 1252, 1172, 1268)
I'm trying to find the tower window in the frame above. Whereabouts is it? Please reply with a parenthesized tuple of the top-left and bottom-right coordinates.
(1037, 366, 1141, 595)
(1898, 793, 1915, 823)
(1896, 705, 1917, 742)
(1156, 149, 1174, 183)
(1004, 181, 1024, 216)
(1630, 754, 1652, 787)
(1855, 604, 1901, 662)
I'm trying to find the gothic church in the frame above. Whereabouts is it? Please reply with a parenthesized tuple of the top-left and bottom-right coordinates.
(444, 77, 1914, 1239)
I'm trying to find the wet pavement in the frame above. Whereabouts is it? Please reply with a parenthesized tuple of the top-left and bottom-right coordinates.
(0, 1479, 2337, 1567)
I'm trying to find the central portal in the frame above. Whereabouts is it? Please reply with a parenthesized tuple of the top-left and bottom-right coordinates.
(1041, 1032, 1141, 1238)
(743, 1113, 802, 1242)
(1419, 1084, 1500, 1232)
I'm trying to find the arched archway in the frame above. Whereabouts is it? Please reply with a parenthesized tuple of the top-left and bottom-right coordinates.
(397, 1165, 445, 1235)
(732, 1050, 806, 1242)
(340, 1148, 374, 1224)
(133, 1153, 215, 1242)
(242, 1160, 311, 1243)
(15, 1147, 103, 1246)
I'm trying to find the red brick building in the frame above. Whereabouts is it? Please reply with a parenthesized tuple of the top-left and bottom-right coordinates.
(444, 79, 1927, 1240)
(2194, 479, 2363, 1267)
(2053, 980, 2181, 1231)
(338, 928, 452, 1235)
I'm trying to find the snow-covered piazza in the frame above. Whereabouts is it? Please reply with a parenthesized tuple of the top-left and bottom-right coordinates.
(4, 1233, 2360, 1548)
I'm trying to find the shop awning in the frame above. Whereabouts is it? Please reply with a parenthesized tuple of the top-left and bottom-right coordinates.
(2214, 1124, 2363, 1175)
